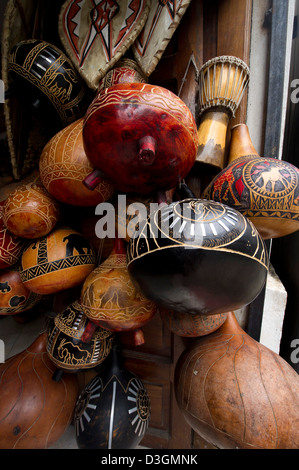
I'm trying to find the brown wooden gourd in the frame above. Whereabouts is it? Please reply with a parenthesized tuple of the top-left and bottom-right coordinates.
(175, 312, 299, 449)
(195, 56, 250, 171)
(0, 201, 24, 269)
(159, 308, 227, 337)
(2, 182, 60, 239)
(82, 59, 199, 195)
(80, 236, 157, 346)
(202, 124, 299, 239)
(0, 333, 79, 449)
(0, 265, 42, 316)
(39, 118, 114, 207)
(19, 228, 96, 295)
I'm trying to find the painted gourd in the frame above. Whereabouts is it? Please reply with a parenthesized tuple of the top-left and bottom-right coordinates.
(47, 300, 114, 372)
(8, 39, 89, 128)
(20, 228, 96, 294)
(202, 123, 299, 239)
(195, 55, 250, 171)
(0, 265, 42, 316)
(80, 237, 157, 346)
(127, 198, 269, 316)
(0, 202, 24, 269)
(74, 344, 150, 449)
(39, 118, 114, 206)
(175, 312, 299, 449)
(159, 308, 228, 337)
(0, 333, 78, 449)
(2, 182, 60, 239)
(82, 60, 199, 195)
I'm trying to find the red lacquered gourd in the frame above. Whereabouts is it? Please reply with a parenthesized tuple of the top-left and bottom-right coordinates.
(0, 202, 24, 268)
(80, 236, 157, 346)
(82, 60, 199, 195)
(160, 308, 227, 337)
(175, 312, 299, 449)
(20, 228, 96, 295)
(202, 124, 299, 239)
(0, 265, 42, 316)
(0, 333, 78, 449)
(2, 182, 60, 239)
(39, 118, 114, 207)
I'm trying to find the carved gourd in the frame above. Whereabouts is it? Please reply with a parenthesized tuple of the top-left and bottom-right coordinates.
(74, 343, 150, 449)
(2, 182, 60, 239)
(0, 265, 42, 316)
(80, 237, 157, 346)
(8, 39, 90, 129)
(82, 60, 199, 195)
(127, 198, 269, 316)
(0, 333, 78, 449)
(160, 308, 227, 337)
(202, 124, 299, 239)
(20, 228, 96, 295)
(47, 300, 114, 372)
(175, 312, 299, 449)
(39, 118, 114, 206)
(195, 56, 250, 171)
(0, 202, 24, 269)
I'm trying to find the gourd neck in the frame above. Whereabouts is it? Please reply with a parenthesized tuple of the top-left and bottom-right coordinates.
(228, 124, 259, 163)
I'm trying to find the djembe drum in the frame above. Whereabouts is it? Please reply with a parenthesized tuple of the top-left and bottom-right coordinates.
(2, 182, 60, 239)
(0, 202, 24, 269)
(196, 55, 250, 171)
(202, 124, 299, 239)
(82, 60, 199, 195)
(47, 300, 114, 372)
(127, 198, 268, 316)
(175, 312, 299, 449)
(80, 237, 157, 346)
(74, 343, 151, 449)
(0, 333, 78, 449)
(39, 118, 114, 206)
(20, 228, 96, 295)
(0, 266, 42, 316)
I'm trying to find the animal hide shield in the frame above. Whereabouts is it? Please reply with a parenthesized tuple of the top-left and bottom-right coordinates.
(58, 0, 151, 89)
(132, 0, 192, 77)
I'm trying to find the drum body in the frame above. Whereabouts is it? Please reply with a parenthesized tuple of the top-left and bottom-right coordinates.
(39, 119, 114, 206)
(20, 228, 96, 294)
(196, 56, 250, 170)
(2, 183, 60, 239)
(127, 198, 268, 316)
